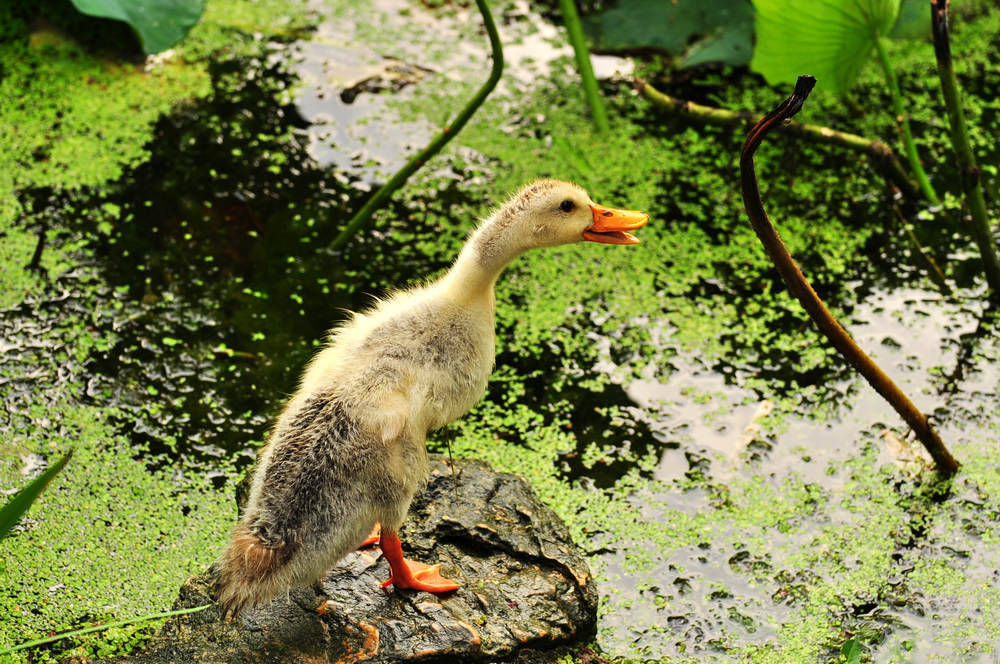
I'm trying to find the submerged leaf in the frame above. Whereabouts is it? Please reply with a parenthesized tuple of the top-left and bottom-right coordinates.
(0, 451, 73, 542)
(750, 0, 902, 95)
(68, 0, 205, 54)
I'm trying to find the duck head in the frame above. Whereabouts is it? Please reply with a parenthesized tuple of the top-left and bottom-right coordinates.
(447, 180, 650, 298)
(484, 180, 649, 256)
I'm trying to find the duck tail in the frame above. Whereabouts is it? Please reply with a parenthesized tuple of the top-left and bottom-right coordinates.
(214, 522, 288, 619)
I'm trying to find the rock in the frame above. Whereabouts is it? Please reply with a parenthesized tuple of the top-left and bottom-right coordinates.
(106, 456, 597, 663)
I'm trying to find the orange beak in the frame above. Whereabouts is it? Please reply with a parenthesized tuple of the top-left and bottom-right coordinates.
(584, 203, 649, 245)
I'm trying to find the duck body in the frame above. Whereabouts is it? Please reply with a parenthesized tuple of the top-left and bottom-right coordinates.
(215, 180, 648, 617)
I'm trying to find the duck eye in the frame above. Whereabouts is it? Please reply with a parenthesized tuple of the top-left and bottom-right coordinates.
(559, 200, 575, 213)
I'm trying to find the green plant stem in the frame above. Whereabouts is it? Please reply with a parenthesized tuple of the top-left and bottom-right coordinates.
(639, 80, 920, 201)
(930, 0, 1000, 298)
(559, 0, 609, 134)
(740, 75, 959, 477)
(0, 604, 212, 655)
(873, 35, 940, 206)
(329, 0, 503, 251)
(1, 450, 72, 540)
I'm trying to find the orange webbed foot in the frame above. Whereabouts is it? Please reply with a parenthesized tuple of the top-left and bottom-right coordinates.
(380, 559, 460, 593)
(378, 529, 460, 594)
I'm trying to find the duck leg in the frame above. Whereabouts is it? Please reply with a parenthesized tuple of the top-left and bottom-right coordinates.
(379, 529, 460, 593)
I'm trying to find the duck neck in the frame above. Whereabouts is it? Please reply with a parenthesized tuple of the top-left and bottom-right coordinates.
(440, 216, 526, 305)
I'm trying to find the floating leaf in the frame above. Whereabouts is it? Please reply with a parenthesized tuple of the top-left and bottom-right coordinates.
(750, 0, 902, 96)
(0, 451, 72, 542)
(582, 0, 754, 68)
(68, 0, 205, 54)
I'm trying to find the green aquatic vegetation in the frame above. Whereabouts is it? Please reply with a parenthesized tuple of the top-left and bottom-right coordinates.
(0, 30, 205, 222)
(0, 0, 320, 406)
(565, 429, 909, 659)
(0, 402, 234, 662)
(0, 227, 45, 311)
(639, 81, 921, 202)
(890, 424, 1000, 656)
(692, 13, 1000, 286)
(0, 0, 313, 229)
(0, 1, 314, 660)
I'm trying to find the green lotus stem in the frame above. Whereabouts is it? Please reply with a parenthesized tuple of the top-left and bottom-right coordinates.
(330, 0, 503, 251)
(740, 75, 959, 477)
(873, 35, 940, 206)
(0, 604, 212, 655)
(639, 80, 920, 201)
(559, 0, 609, 134)
(930, 0, 1000, 298)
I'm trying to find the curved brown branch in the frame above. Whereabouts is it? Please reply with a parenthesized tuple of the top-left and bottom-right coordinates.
(740, 76, 959, 477)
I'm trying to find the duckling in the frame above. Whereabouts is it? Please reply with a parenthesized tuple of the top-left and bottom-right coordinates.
(215, 179, 648, 617)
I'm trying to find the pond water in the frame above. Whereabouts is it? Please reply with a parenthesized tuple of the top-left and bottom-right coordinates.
(4, 0, 1000, 661)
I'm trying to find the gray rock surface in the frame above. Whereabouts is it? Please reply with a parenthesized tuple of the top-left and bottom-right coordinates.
(105, 456, 597, 663)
